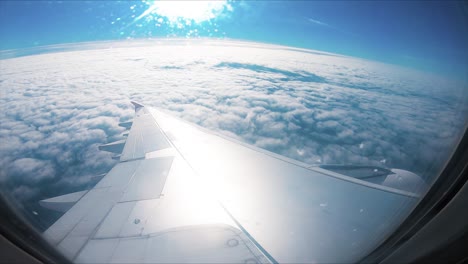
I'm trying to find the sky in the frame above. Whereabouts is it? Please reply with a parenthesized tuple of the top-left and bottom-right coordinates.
(0, 1, 468, 79)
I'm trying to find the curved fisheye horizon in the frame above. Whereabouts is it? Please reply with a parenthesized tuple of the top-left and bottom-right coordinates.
(1, 37, 465, 86)
(0, 37, 412, 67)
(1, 1, 467, 79)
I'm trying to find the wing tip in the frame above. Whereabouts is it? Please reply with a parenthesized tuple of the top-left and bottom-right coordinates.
(131, 101, 144, 111)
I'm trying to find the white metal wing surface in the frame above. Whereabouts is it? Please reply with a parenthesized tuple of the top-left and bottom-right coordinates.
(41, 102, 425, 263)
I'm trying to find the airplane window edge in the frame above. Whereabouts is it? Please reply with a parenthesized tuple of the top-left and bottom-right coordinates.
(0, 192, 71, 264)
(359, 126, 468, 263)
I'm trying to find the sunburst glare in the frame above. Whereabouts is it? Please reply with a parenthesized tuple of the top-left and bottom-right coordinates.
(136, 0, 231, 25)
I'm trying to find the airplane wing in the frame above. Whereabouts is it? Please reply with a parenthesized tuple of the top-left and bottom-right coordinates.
(41, 102, 425, 263)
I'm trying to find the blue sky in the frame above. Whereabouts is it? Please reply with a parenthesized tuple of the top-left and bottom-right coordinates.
(0, 1, 467, 79)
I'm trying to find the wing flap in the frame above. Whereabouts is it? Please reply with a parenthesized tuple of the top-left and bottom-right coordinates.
(76, 225, 267, 264)
(93, 201, 136, 239)
(39, 190, 88, 213)
(120, 107, 171, 161)
(119, 157, 173, 202)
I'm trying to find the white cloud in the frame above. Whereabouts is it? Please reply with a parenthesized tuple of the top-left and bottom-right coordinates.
(0, 39, 466, 226)
(9, 158, 56, 183)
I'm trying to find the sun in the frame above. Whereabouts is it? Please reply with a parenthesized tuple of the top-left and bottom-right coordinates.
(136, 0, 231, 24)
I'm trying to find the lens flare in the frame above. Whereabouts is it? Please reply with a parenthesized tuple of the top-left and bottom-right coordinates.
(136, 0, 231, 24)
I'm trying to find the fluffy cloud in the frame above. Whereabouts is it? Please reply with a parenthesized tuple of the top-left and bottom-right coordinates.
(0, 39, 466, 229)
(8, 158, 56, 183)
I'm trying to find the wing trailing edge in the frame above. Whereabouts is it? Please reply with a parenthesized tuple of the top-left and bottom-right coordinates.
(39, 190, 88, 213)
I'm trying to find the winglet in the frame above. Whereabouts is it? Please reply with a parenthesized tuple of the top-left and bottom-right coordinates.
(131, 101, 144, 112)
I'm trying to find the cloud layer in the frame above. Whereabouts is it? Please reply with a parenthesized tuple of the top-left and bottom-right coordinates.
(0, 39, 466, 229)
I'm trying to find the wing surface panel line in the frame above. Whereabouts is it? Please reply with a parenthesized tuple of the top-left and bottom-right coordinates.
(71, 204, 116, 261)
(55, 210, 88, 247)
(218, 202, 279, 264)
(147, 109, 277, 264)
(149, 111, 178, 150)
(70, 164, 142, 261)
(150, 108, 420, 198)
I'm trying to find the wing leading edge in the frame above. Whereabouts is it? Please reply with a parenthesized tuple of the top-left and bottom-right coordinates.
(42, 102, 422, 263)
